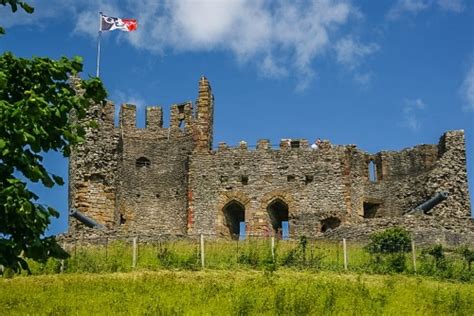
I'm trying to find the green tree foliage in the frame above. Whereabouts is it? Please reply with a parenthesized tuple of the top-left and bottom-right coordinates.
(0, 0, 34, 34)
(0, 52, 107, 273)
(366, 227, 412, 273)
(366, 227, 412, 254)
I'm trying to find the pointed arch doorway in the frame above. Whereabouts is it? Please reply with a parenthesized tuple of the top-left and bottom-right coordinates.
(267, 199, 289, 239)
(223, 200, 245, 239)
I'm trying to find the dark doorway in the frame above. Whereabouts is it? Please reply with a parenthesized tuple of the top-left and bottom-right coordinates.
(320, 217, 341, 233)
(223, 200, 245, 239)
(363, 202, 380, 218)
(267, 199, 289, 236)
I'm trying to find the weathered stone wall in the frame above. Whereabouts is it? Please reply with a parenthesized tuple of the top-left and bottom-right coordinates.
(68, 100, 119, 233)
(68, 76, 472, 245)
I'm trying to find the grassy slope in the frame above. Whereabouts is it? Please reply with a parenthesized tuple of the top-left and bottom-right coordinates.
(1, 270, 473, 315)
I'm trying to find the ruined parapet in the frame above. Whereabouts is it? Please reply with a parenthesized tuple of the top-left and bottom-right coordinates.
(193, 76, 214, 152)
(145, 106, 163, 130)
(170, 102, 193, 131)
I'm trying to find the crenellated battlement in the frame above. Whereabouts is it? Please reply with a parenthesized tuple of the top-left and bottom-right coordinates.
(69, 76, 471, 243)
(214, 138, 333, 152)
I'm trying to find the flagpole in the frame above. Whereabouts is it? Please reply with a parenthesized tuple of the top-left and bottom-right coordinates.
(96, 12, 103, 78)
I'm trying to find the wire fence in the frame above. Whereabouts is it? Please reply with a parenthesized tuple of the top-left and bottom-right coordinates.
(23, 234, 473, 281)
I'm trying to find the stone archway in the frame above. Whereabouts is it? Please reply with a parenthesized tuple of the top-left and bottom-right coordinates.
(216, 191, 251, 238)
(259, 191, 295, 237)
(267, 199, 289, 236)
(222, 200, 245, 239)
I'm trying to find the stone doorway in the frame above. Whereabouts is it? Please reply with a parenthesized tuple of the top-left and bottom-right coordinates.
(267, 199, 289, 237)
(223, 200, 245, 239)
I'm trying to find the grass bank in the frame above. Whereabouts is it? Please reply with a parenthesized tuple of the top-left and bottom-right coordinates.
(1, 270, 473, 315)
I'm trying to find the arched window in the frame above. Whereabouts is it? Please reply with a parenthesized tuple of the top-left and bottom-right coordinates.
(223, 200, 245, 239)
(136, 157, 151, 168)
(267, 199, 289, 238)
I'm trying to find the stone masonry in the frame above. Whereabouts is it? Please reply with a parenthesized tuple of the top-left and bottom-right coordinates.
(68, 77, 473, 245)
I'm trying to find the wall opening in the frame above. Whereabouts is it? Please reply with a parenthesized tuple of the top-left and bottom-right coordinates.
(136, 157, 151, 168)
(223, 200, 245, 239)
(363, 202, 380, 218)
(290, 140, 300, 148)
(120, 214, 126, 225)
(240, 175, 249, 185)
(368, 160, 377, 182)
(305, 175, 313, 184)
(267, 199, 289, 237)
(320, 217, 341, 233)
(287, 175, 295, 182)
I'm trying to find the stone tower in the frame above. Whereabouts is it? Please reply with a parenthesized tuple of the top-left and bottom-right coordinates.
(68, 77, 214, 236)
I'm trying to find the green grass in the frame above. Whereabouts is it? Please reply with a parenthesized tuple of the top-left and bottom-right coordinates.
(1, 270, 473, 315)
(25, 239, 473, 282)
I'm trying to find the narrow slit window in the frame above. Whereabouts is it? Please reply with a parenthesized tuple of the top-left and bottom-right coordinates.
(368, 161, 377, 182)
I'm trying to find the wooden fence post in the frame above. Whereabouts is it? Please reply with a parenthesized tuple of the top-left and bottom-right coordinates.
(105, 237, 108, 264)
(200, 234, 205, 269)
(132, 237, 138, 269)
(60, 242, 66, 273)
(411, 240, 417, 273)
(343, 238, 348, 271)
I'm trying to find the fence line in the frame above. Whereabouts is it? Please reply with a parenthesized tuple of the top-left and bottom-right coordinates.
(47, 234, 472, 278)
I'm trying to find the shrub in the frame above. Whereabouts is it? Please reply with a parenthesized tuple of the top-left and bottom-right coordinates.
(365, 227, 412, 273)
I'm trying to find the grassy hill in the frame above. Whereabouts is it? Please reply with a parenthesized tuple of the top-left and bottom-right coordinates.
(1, 270, 473, 315)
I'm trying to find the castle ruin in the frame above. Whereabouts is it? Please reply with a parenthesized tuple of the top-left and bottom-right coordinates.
(68, 77, 473, 244)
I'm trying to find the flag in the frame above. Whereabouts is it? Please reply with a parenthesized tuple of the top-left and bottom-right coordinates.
(101, 14, 137, 32)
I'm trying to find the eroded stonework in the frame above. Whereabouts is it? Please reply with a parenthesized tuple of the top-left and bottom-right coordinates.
(67, 77, 473, 245)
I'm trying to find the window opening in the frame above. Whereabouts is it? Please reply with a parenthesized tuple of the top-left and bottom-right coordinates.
(281, 221, 290, 240)
(240, 175, 249, 185)
(368, 161, 377, 182)
(363, 202, 380, 218)
(120, 214, 126, 225)
(305, 175, 313, 184)
(287, 175, 295, 182)
(290, 140, 300, 148)
(223, 200, 245, 239)
(239, 222, 246, 240)
(136, 157, 151, 168)
(320, 217, 341, 233)
(267, 199, 289, 238)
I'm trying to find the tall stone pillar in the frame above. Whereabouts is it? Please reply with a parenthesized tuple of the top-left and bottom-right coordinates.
(193, 76, 214, 152)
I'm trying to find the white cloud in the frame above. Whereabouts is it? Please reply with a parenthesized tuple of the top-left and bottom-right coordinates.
(353, 72, 373, 87)
(119, 0, 357, 90)
(460, 64, 474, 111)
(335, 37, 379, 70)
(437, 0, 464, 12)
(402, 98, 427, 131)
(3, 0, 380, 91)
(387, 0, 465, 20)
(388, 0, 430, 20)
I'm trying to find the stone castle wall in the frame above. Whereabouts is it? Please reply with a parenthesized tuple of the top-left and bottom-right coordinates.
(68, 77, 472, 245)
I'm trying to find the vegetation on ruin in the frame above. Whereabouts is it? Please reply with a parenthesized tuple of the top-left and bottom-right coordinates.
(1, 270, 473, 315)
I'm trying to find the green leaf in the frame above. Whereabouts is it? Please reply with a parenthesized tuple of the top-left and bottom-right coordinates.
(52, 174, 64, 185)
(19, 1, 34, 14)
(0, 138, 6, 149)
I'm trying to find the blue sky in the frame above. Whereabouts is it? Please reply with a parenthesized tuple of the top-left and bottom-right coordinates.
(1, 0, 473, 235)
